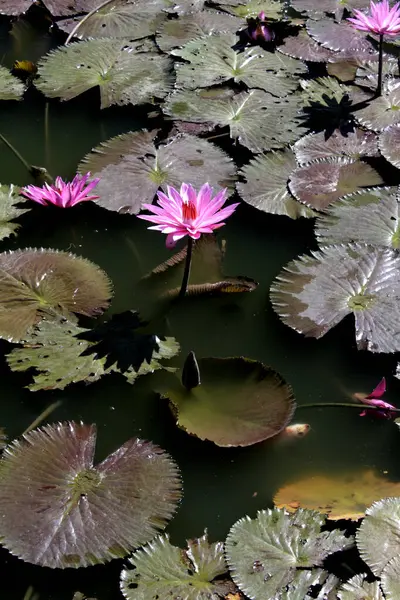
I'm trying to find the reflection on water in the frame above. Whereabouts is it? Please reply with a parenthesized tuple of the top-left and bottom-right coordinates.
(1, 14, 400, 600)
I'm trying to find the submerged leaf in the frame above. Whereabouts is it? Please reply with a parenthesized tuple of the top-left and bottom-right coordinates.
(0, 65, 25, 100)
(270, 243, 400, 352)
(79, 131, 236, 213)
(164, 357, 295, 447)
(293, 129, 379, 165)
(0, 184, 31, 241)
(0, 422, 182, 568)
(0, 248, 112, 342)
(338, 574, 384, 600)
(121, 532, 233, 600)
(35, 39, 174, 109)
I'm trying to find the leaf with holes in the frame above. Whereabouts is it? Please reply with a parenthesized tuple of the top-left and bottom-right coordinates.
(270, 243, 400, 352)
(120, 532, 234, 600)
(237, 150, 316, 219)
(0, 422, 182, 568)
(0, 66, 25, 100)
(78, 131, 236, 213)
(35, 39, 174, 109)
(289, 158, 382, 211)
(0, 248, 112, 342)
(293, 129, 379, 165)
(0, 184, 31, 241)
(338, 574, 385, 600)
(225, 508, 352, 600)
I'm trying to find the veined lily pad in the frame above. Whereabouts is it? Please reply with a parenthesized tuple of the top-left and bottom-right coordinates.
(0, 422, 182, 568)
(0, 248, 112, 342)
(35, 39, 174, 109)
(270, 243, 400, 352)
(225, 508, 353, 600)
(237, 150, 316, 219)
(379, 124, 400, 168)
(300, 76, 354, 106)
(0, 184, 31, 241)
(164, 89, 307, 153)
(382, 556, 400, 599)
(289, 157, 382, 211)
(293, 129, 379, 165)
(172, 33, 306, 97)
(78, 131, 236, 213)
(274, 470, 400, 520)
(166, 0, 206, 13)
(120, 533, 234, 600)
(354, 85, 400, 131)
(163, 357, 295, 447)
(217, 0, 282, 19)
(0, 0, 79, 15)
(314, 187, 400, 249)
(338, 574, 385, 600)
(291, 0, 371, 20)
(277, 30, 335, 62)
(0, 66, 25, 101)
(306, 18, 372, 53)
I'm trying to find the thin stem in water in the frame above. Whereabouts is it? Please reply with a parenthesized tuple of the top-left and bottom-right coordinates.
(0, 132, 32, 173)
(377, 33, 384, 97)
(65, 0, 116, 44)
(179, 236, 193, 300)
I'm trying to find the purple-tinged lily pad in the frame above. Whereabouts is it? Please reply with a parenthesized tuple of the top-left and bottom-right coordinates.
(0, 422, 182, 568)
(379, 124, 400, 168)
(293, 129, 379, 165)
(277, 30, 335, 62)
(291, 0, 371, 20)
(217, 0, 282, 20)
(163, 357, 295, 447)
(306, 19, 373, 53)
(354, 85, 400, 131)
(0, 0, 79, 16)
(270, 243, 400, 352)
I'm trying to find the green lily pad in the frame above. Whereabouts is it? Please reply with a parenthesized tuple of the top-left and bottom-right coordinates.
(0, 184, 31, 241)
(35, 39, 174, 109)
(354, 85, 400, 132)
(218, 0, 283, 19)
(338, 574, 385, 600)
(172, 33, 306, 97)
(166, 0, 206, 13)
(314, 187, 400, 249)
(270, 243, 400, 352)
(0, 248, 112, 342)
(164, 88, 307, 153)
(289, 157, 383, 211)
(163, 357, 295, 447)
(120, 533, 234, 600)
(78, 131, 236, 213)
(293, 129, 379, 165)
(300, 76, 354, 106)
(237, 150, 317, 219)
(0, 65, 25, 100)
(277, 30, 335, 62)
(225, 507, 353, 599)
(0, 422, 182, 568)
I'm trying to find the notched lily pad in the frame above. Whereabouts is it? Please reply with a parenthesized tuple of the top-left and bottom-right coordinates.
(379, 124, 400, 168)
(270, 243, 400, 352)
(0, 65, 25, 100)
(306, 18, 372, 53)
(0, 422, 182, 568)
(121, 532, 234, 600)
(0, 0, 79, 15)
(291, 0, 370, 20)
(338, 574, 385, 600)
(163, 357, 295, 447)
(79, 131, 236, 213)
(0, 184, 31, 241)
(277, 30, 335, 62)
(293, 129, 379, 165)
(355, 85, 400, 131)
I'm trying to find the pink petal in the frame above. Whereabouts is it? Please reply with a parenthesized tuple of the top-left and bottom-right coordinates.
(366, 377, 386, 399)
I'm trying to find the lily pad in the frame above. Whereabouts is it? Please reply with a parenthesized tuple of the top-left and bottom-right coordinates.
(164, 89, 307, 153)
(378, 124, 400, 168)
(237, 150, 316, 219)
(277, 30, 335, 62)
(274, 470, 400, 520)
(293, 129, 379, 165)
(338, 574, 385, 600)
(314, 187, 400, 249)
(78, 131, 236, 213)
(382, 556, 400, 600)
(172, 33, 306, 97)
(270, 243, 400, 352)
(217, 0, 282, 19)
(121, 533, 234, 600)
(0, 184, 31, 241)
(0, 248, 112, 342)
(289, 158, 383, 211)
(0, 0, 80, 15)
(225, 507, 352, 600)
(291, 0, 370, 20)
(326, 59, 359, 83)
(354, 85, 400, 131)
(306, 19, 372, 53)
(0, 422, 182, 568)
(35, 39, 174, 109)
(163, 357, 295, 447)
(300, 76, 355, 107)
(0, 66, 25, 101)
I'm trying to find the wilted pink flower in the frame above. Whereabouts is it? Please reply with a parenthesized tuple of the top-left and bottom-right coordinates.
(348, 0, 400, 35)
(138, 183, 239, 248)
(247, 11, 275, 42)
(353, 378, 398, 418)
(21, 172, 100, 208)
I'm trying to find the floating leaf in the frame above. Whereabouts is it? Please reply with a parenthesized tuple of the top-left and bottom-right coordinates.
(289, 158, 383, 211)
(0, 184, 31, 241)
(225, 508, 352, 600)
(0, 422, 181, 568)
(314, 187, 400, 249)
(172, 33, 306, 97)
(121, 532, 234, 600)
(382, 556, 400, 600)
(274, 470, 400, 520)
(237, 150, 316, 219)
(164, 88, 307, 152)
(270, 243, 400, 352)
(354, 85, 400, 131)
(326, 59, 359, 83)
(378, 124, 400, 168)
(164, 357, 295, 447)
(0, 0, 80, 16)
(338, 574, 385, 600)
(293, 129, 379, 165)
(291, 0, 371, 20)
(166, 0, 206, 14)
(219, 0, 283, 19)
(0, 66, 25, 101)
(35, 39, 174, 109)
(79, 131, 236, 213)
(300, 76, 354, 106)
(306, 19, 372, 53)
(0, 248, 112, 342)
(277, 30, 334, 62)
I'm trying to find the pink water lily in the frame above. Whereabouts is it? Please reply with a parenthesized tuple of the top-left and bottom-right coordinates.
(353, 378, 398, 419)
(348, 0, 400, 35)
(248, 11, 275, 42)
(21, 172, 100, 208)
(138, 183, 239, 248)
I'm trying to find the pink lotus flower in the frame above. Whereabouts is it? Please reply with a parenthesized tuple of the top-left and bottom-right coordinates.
(248, 11, 275, 42)
(138, 183, 239, 248)
(21, 172, 100, 208)
(353, 378, 398, 418)
(348, 0, 400, 35)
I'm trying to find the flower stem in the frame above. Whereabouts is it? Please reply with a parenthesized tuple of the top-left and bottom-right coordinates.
(179, 236, 193, 299)
(298, 402, 400, 413)
(377, 33, 384, 97)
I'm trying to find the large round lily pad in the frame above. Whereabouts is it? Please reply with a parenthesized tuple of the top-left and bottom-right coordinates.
(164, 357, 295, 447)
(293, 129, 379, 165)
(0, 422, 182, 568)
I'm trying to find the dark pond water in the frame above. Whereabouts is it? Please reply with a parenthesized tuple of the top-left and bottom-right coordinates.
(1, 10, 400, 600)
